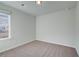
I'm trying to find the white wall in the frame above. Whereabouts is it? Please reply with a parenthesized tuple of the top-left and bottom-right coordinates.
(36, 8, 75, 48)
(75, 2, 79, 55)
(0, 3, 36, 53)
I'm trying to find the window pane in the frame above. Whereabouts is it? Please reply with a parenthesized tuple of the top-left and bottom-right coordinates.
(0, 13, 10, 40)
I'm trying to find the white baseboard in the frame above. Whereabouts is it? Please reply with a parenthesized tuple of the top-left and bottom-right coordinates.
(36, 39, 75, 48)
(0, 39, 35, 53)
(0, 39, 75, 54)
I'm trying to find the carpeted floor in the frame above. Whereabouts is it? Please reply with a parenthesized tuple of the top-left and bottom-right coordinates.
(0, 40, 78, 57)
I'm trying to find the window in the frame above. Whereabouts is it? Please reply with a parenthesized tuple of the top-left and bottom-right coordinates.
(0, 12, 10, 40)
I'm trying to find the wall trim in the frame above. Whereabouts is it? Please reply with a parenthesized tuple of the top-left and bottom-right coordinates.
(0, 39, 35, 53)
(36, 39, 75, 48)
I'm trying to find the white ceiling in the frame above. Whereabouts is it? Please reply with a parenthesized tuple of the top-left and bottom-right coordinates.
(1, 1, 77, 16)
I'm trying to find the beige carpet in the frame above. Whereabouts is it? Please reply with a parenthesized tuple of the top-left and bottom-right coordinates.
(0, 40, 78, 57)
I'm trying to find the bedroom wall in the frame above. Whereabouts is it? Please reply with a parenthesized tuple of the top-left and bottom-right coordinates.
(0, 3, 36, 53)
(75, 2, 79, 55)
(36, 8, 75, 48)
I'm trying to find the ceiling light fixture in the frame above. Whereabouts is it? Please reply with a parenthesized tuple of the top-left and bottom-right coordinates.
(36, 0, 42, 5)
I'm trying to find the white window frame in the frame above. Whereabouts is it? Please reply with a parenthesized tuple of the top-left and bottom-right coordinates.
(0, 12, 11, 40)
